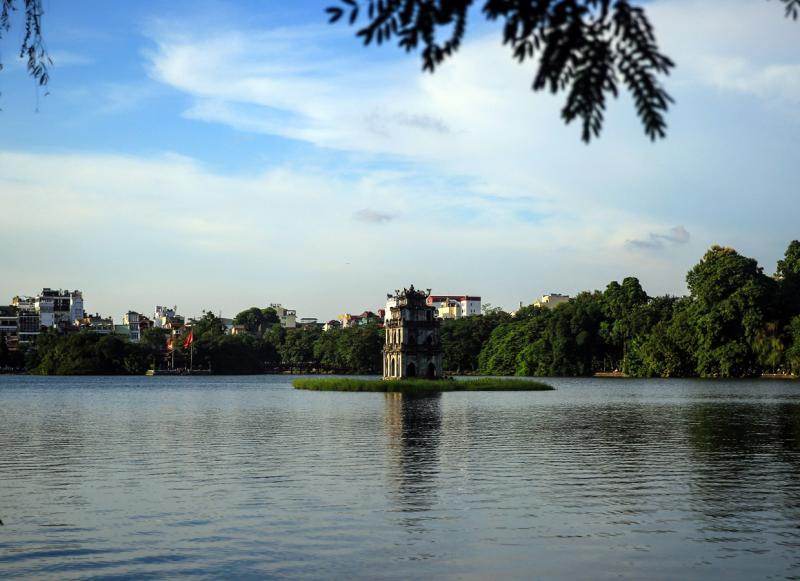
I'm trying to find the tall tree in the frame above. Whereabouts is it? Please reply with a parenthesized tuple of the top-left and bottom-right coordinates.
(776, 240, 800, 321)
(600, 277, 649, 369)
(685, 245, 773, 377)
(442, 310, 510, 373)
(234, 307, 279, 335)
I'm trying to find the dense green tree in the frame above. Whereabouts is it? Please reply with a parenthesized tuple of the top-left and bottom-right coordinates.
(234, 307, 279, 334)
(314, 328, 346, 370)
(600, 277, 649, 369)
(626, 300, 695, 377)
(685, 246, 774, 377)
(191, 311, 226, 339)
(336, 324, 384, 373)
(442, 310, 510, 373)
(204, 334, 269, 374)
(138, 327, 170, 368)
(279, 327, 323, 367)
(545, 291, 606, 375)
(479, 308, 551, 375)
(31, 331, 150, 375)
(776, 240, 800, 321)
(785, 316, 800, 375)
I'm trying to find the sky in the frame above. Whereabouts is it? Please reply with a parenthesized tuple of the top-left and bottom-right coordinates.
(0, 0, 798, 322)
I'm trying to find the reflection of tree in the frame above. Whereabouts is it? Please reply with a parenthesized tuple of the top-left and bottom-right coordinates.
(384, 393, 442, 530)
(687, 401, 800, 569)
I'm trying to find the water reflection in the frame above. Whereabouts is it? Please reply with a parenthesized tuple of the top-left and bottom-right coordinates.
(686, 401, 800, 568)
(3, 376, 800, 579)
(384, 393, 442, 528)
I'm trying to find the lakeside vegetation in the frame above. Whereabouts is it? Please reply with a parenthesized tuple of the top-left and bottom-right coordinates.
(293, 377, 553, 392)
(4, 241, 800, 379)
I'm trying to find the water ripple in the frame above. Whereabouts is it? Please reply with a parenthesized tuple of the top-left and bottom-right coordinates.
(1, 375, 800, 579)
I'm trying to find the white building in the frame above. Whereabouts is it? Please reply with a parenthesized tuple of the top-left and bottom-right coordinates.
(271, 304, 297, 328)
(298, 317, 319, 329)
(11, 289, 83, 339)
(154, 305, 176, 328)
(426, 294, 481, 318)
(533, 294, 570, 309)
(122, 311, 152, 343)
(35, 288, 83, 328)
(384, 297, 398, 323)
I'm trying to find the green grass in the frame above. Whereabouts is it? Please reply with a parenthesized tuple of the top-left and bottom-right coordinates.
(292, 377, 553, 392)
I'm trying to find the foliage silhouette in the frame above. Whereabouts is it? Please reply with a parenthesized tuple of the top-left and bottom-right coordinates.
(2, 1, 797, 140)
(327, 0, 798, 142)
(0, 0, 49, 91)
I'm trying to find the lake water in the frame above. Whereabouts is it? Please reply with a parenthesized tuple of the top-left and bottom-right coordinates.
(1, 376, 799, 579)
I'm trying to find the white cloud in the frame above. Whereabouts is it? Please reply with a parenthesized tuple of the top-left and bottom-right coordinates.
(49, 50, 94, 67)
(0, 149, 704, 319)
(7, 1, 799, 318)
(699, 58, 800, 101)
(649, 0, 800, 102)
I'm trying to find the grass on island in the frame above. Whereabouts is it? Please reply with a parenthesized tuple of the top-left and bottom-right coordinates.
(292, 377, 553, 393)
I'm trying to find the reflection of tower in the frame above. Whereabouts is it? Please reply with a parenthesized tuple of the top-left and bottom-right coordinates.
(384, 285, 443, 379)
(384, 393, 443, 517)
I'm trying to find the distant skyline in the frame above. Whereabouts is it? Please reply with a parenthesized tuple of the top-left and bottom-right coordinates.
(1, 0, 798, 321)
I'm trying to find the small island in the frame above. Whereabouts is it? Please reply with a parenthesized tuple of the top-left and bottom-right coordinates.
(294, 287, 553, 392)
(292, 377, 553, 392)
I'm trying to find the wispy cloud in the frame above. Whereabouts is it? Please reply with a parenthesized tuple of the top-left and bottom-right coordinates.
(49, 50, 94, 67)
(627, 226, 691, 250)
(353, 208, 395, 223)
(649, 0, 800, 103)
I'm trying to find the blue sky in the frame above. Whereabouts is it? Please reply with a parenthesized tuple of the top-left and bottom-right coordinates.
(1, 0, 798, 321)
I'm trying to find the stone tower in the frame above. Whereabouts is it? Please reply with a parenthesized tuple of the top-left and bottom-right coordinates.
(383, 285, 443, 380)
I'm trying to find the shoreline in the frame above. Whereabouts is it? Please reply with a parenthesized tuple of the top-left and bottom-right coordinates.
(1, 371, 796, 380)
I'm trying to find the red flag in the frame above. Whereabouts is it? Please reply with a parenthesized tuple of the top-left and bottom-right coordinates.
(183, 331, 194, 349)
(166, 336, 174, 352)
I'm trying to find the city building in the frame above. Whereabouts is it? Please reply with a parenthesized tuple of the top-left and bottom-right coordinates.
(324, 319, 341, 332)
(533, 294, 570, 309)
(154, 305, 184, 329)
(384, 297, 397, 323)
(297, 317, 319, 329)
(426, 294, 482, 318)
(271, 304, 297, 328)
(10, 289, 84, 341)
(383, 286, 443, 380)
(36, 288, 83, 328)
(435, 298, 462, 320)
(113, 324, 131, 340)
(122, 311, 152, 343)
(12, 296, 40, 343)
(78, 313, 114, 335)
(339, 311, 381, 328)
(0, 305, 18, 350)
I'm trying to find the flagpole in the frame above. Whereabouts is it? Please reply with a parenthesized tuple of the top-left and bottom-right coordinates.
(190, 338, 193, 372)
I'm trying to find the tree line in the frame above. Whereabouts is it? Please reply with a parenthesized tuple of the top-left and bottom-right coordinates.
(6, 307, 385, 375)
(473, 241, 800, 377)
(5, 241, 800, 378)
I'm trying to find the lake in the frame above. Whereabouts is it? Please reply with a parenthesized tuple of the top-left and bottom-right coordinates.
(1, 376, 799, 579)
